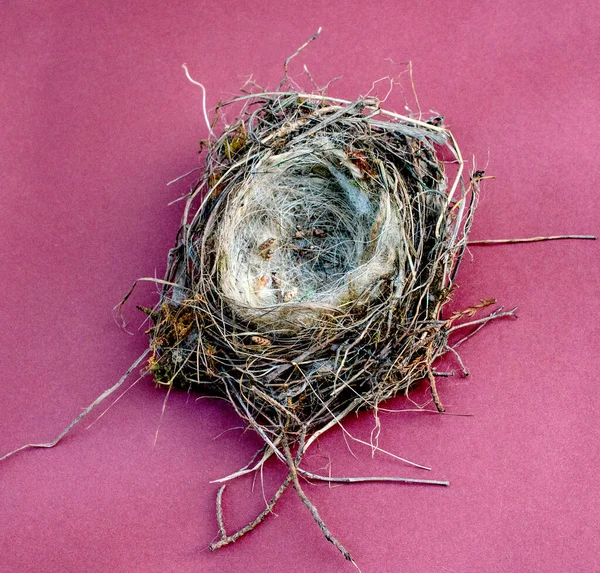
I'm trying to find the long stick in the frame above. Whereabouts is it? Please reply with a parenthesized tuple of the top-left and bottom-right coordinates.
(283, 443, 356, 565)
(298, 468, 449, 487)
(0, 349, 150, 463)
(468, 235, 596, 245)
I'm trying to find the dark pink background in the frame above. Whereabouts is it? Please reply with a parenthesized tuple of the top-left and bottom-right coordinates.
(1, 2, 598, 572)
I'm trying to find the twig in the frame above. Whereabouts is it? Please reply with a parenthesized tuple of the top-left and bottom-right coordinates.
(209, 474, 293, 551)
(451, 306, 507, 349)
(426, 366, 445, 413)
(210, 446, 277, 483)
(445, 345, 469, 377)
(448, 307, 518, 333)
(0, 350, 149, 463)
(85, 371, 146, 430)
(298, 468, 449, 487)
(468, 235, 596, 245)
(278, 28, 323, 90)
(215, 485, 227, 539)
(283, 443, 355, 564)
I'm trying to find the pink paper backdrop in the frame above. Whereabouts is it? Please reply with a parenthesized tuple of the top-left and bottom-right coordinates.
(1, 2, 598, 572)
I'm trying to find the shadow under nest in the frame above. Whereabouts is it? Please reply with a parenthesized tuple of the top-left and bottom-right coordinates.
(142, 90, 497, 562)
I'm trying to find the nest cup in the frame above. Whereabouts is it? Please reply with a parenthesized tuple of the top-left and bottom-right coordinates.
(218, 134, 406, 332)
(149, 92, 473, 449)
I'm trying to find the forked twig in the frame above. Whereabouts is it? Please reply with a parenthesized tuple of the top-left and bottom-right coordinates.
(209, 475, 293, 551)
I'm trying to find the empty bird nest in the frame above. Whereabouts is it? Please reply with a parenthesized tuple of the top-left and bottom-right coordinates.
(138, 85, 510, 561)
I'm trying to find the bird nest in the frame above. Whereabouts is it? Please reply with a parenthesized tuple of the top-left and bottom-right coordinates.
(142, 89, 492, 560)
(149, 91, 473, 436)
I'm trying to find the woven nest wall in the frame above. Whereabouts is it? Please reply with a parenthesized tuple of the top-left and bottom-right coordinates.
(148, 91, 476, 451)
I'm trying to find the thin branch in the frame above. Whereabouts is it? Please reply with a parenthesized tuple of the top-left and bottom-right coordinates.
(468, 235, 596, 245)
(283, 443, 356, 565)
(209, 446, 276, 484)
(0, 350, 149, 463)
(298, 468, 449, 487)
(209, 474, 292, 551)
(448, 307, 517, 333)
(426, 366, 445, 413)
(445, 345, 469, 377)
(216, 485, 227, 539)
(278, 28, 323, 90)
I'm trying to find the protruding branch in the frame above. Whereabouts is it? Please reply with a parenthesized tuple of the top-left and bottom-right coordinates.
(468, 235, 596, 245)
(283, 443, 355, 564)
